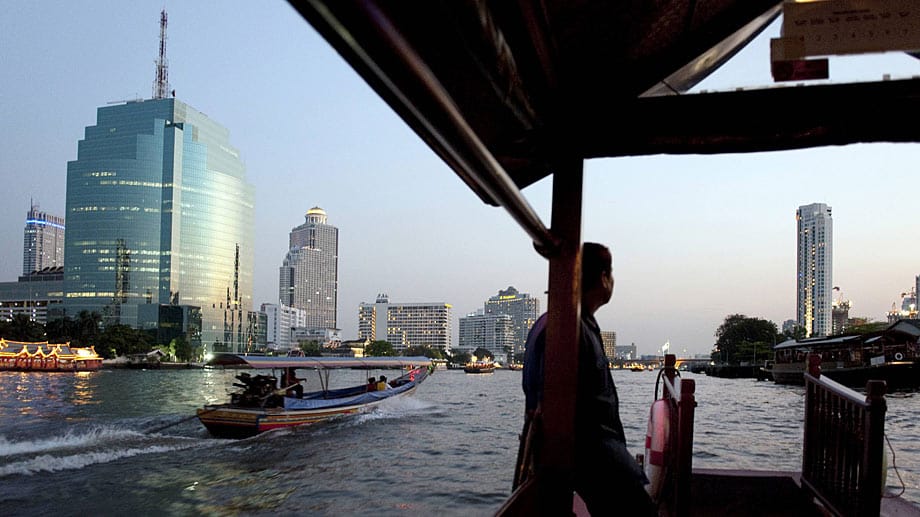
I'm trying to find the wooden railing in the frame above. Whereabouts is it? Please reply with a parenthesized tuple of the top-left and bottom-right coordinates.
(659, 354, 697, 517)
(801, 354, 887, 517)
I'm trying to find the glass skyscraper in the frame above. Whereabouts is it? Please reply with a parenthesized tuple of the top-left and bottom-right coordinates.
(279, 207, 338, 330)
(64, 98, 255, 352)
(796, 203, 833, 338)
(23, 203, 65, 275)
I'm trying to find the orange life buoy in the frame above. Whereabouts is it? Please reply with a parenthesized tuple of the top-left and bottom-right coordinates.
(644, 398, 670, 501)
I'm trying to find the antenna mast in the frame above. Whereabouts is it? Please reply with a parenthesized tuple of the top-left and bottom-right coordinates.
(153, 9, 170, 99)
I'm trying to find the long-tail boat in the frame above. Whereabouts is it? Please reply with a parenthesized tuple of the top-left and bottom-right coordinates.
(197, 355, 432, 439)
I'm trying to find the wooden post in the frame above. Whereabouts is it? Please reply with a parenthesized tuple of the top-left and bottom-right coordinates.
(539, 158, 583, 513)
(807, 353, 821, 379)
(676, 377, 696, 517)
(860, 379, 886, 516)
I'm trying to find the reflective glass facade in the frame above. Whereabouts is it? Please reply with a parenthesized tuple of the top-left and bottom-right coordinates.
(64, 98, 254, 352)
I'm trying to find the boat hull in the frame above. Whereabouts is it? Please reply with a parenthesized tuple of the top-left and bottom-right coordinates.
(772, 360, 920, 390)
(197, 386, 417, 439)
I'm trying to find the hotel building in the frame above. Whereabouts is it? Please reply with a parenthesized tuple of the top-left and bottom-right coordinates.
(63, 97, 254, 352)
(457, 310, 514, 359)
(22, 203, 65, 275)
(358, 294, 451, 352)
(279, 207, 338, 331)
(796, 203, 833, 338)
(483, 286, 540, 357)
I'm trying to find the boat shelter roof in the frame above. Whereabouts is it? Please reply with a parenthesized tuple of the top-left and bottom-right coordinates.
(291, 0, 920, 250)
(774, 334, 862, 350)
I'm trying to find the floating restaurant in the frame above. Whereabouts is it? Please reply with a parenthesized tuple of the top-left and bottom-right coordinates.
(0, 339, 103, 372)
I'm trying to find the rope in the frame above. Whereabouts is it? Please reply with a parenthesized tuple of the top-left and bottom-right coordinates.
(881, 433, 906, 498)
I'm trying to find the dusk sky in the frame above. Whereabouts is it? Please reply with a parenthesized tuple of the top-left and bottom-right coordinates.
(3, 2, 920, 356)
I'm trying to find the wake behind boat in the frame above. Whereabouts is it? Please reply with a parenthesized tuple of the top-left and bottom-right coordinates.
(197, 355, 433, 438)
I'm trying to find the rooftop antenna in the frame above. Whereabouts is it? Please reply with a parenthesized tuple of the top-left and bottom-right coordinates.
(152, 8, 170, 99)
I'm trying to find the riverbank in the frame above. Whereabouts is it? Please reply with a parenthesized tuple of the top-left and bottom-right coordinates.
(103, 361, 206, 370)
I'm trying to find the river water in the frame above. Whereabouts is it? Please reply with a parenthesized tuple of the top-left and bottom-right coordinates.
(0, 368, 917, 516)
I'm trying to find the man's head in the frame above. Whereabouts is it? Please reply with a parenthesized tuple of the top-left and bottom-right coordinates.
(582, 242, 614, 314)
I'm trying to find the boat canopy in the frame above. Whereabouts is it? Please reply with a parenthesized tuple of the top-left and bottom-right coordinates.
(209, 354, 431, 370)
(774, 335, 862, 350)
(291, 1, 920, 253)
(286, 1, 920, 512)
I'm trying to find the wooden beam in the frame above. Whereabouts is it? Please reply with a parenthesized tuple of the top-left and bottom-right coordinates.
(539, 158, 583, 512)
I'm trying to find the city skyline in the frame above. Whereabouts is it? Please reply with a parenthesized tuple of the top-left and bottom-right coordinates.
(3, 2, 920, 356)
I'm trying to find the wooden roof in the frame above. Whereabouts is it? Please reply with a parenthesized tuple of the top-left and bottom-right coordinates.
(289, 0, 920, 208)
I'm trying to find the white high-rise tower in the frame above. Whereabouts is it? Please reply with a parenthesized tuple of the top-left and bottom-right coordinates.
(279, 207, 339, 330)
(23, 203, 65, 275)
(797, 203, 833, 337)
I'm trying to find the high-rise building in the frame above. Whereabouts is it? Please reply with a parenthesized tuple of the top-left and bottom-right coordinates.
(832, 300, 851, 335)
(600, 330, 617, 359)
(63, 97, 254, 353)
(23, 203, 65, 275)
(262, 303, 307, 351)
(279, 207, 338, 331)
(358, 294, 451, 352)
(458, 309, 514, 359)
(483, 286, 540, 357)
(796, 203, 833, 337)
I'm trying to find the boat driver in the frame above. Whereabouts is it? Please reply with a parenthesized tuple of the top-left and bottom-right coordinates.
(281, 367, 304, 398)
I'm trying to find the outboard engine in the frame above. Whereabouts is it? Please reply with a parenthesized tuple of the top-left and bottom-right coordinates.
(230, 373, 279, 407)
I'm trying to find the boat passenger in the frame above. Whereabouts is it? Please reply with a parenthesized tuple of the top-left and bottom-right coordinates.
(367, 377, 377, 392)
(522, 242, 656, 516)
(377, 375, 392, 390)
(281, 367, 304, 398)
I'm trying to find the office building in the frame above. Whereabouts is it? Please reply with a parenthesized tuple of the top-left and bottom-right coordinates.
(600, 330, 617, 359)
(483, 286, 540, 357)
(22, 203, 65, 275)
(279, 207, 338, 331)
(358, 294, 451, 352)
(458, 310, 514, 359)
(0, 268, 64, 325)
(796, 203, 833, 337)
(262, 303, 307, 351)
(832, 299, 851, 335)
(63, 97, 255, 353)
(613, 343, 637, 361)
(136, 303, 202, 350)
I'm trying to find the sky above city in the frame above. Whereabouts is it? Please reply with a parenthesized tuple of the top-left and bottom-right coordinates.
(3, 1, 920, 356)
